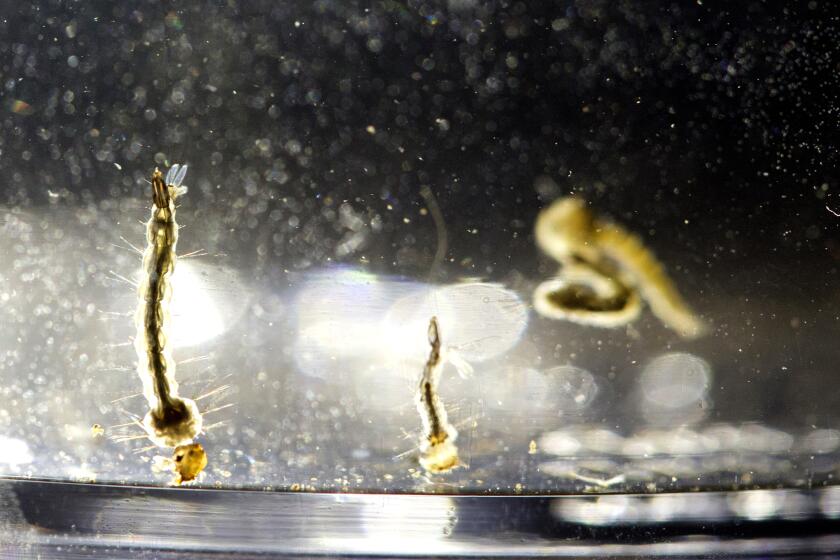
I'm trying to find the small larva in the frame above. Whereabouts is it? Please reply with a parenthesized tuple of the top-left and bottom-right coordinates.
(416, 316, 460, 474)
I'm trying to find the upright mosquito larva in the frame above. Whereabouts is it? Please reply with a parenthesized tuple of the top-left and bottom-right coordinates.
(416, 316, 460, 474)
(133, 164, 204, 448)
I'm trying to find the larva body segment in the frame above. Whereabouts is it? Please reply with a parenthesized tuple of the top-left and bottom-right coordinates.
(594, 220, 707, 339)
(532, 264, 643, 328)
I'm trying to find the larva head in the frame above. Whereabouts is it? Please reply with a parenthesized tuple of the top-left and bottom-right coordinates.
(427, 316, 440, 347)
(151, 168, 170, 209)
(142, 397, 203, 448)
(535, 197, 599, 263)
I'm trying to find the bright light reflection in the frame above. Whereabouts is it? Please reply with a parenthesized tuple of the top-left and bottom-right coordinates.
(803, 428, 840, 454)
(168, 261, 231, 347)
(358, 495, 457, 554)
(383, 282, 528, 362)
(540, 423, 798, 459)
(0, 435, 33, 466)
(552, 496, 631, 526)
(820, 487, 840, 518)
(551, 494, 728, 525)
(293, 268, 528, 378)
(728, 489, 783, 521)
(477, 363, 600, 416)
(640, 352, 711, 409)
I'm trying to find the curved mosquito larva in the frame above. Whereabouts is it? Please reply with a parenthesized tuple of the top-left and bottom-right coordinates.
(134, 165, 203, 448)
(416, 317, 460, 474)
(533, 197, 706, 339)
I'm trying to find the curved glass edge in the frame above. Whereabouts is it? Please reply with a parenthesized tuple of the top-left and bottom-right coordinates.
(3, 478, 840, 558)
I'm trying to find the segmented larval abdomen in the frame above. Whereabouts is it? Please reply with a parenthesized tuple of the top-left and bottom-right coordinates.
(595, 221, 708, 339)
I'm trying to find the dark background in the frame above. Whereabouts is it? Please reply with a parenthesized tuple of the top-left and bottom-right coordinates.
(1, 0, 838, 277)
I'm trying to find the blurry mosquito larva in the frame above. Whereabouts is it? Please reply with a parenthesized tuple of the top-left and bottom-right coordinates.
(134, 164, 205, 449)
(533, 197, 707, 339)
(416, 316, 460, 474)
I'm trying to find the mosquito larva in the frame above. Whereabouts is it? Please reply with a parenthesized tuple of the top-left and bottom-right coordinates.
(534, 197, 706, 339)
(133, 164, 204, 448)
(416, 316, 460, 474)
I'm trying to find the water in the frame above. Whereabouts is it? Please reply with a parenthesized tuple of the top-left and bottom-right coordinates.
(1, 0, 839, 556)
